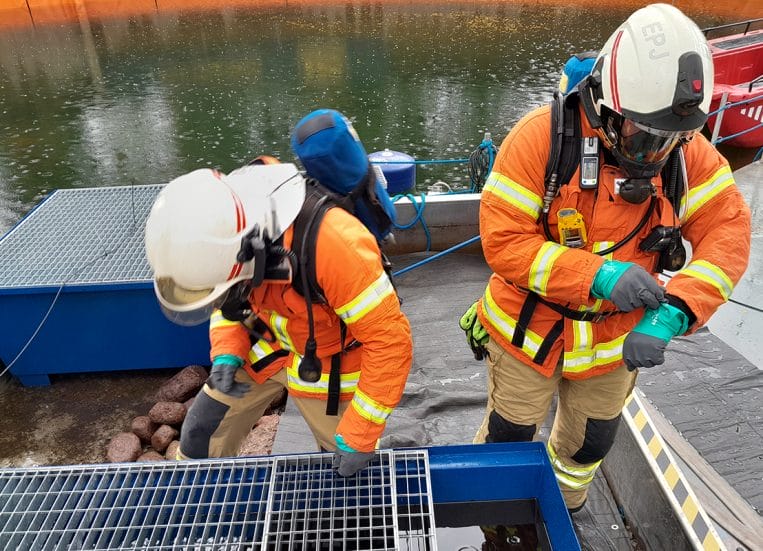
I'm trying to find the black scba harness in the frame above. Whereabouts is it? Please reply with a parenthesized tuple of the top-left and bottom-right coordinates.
(227, 176, 396, 415)
(289, 178, 398, 415)
(515, 92, 687, 366)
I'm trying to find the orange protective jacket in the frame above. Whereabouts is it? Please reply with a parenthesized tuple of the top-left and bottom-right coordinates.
(209, 206, 413, 452)
(477, 103, 751, 380)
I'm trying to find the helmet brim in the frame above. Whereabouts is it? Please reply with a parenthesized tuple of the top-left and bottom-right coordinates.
(154, 276, 238, 326)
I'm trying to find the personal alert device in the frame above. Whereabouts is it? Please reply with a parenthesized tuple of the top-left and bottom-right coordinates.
(580, 137, 599, 189)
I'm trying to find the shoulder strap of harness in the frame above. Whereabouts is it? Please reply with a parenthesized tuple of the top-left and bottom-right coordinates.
(544, 91, 582, 193)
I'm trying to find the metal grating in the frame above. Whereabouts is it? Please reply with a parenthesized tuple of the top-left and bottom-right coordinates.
(0, 450, 437, 551)
(0, 185, 162, 289)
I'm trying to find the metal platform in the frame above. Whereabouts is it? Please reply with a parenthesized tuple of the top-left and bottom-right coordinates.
(0, 450, 437, 550)
(0, 186, 158, 289)
(0, 185, 209, 386)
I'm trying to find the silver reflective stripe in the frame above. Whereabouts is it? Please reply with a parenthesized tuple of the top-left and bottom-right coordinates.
(679, 260, 734, 301)
(681, 165, 734, 220)
(335, 271, 395, 324)
(528, 242, 566, 295)
(483, 172, 543, 220)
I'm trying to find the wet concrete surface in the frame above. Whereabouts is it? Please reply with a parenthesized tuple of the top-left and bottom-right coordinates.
(0, 368, 179, 468)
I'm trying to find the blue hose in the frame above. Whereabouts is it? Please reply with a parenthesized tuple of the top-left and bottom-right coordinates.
(393, 236, 481, 277)
(392, 193, 431, 252)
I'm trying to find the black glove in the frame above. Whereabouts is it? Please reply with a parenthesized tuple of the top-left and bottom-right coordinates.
(208, 356, 250, 398)
(332, 434, 375, 477)
(622, 303, 689, 371)
(622, 331, 667, 371)
(592, 260, 665, 312)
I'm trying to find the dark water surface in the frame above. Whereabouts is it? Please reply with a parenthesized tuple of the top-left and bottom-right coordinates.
(0, 2, 756, 233)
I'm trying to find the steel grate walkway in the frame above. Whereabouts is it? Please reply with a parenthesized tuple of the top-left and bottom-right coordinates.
(0, 450, 437, 550)
(0, 185, 161, 289)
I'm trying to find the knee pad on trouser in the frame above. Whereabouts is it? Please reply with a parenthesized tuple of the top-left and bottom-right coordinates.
(555, 414, 622, 510)
(486, 410, 535, 443)
(179, 391, 230, 459)
(571, 414, 621, 464)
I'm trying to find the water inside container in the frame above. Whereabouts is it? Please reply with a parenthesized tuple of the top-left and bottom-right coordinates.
(398, 499, 549, 551)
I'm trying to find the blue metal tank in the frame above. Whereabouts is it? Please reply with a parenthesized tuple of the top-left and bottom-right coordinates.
(368, 149, 416, 195)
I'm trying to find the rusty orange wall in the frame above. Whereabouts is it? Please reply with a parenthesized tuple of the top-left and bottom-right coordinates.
(1, 0, 761, 29)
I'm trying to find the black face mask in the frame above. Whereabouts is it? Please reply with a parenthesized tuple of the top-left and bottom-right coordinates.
(617, 177, 654, 204)
(602, 107, 695, 181)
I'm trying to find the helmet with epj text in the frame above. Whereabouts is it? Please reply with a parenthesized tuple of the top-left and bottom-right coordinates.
(580, 3, 713, 179)
(144, 164, 305, 326)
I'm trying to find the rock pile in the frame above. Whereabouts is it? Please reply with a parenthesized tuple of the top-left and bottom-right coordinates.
(105, 365, 287, 463)
(106, 365, 208, 463)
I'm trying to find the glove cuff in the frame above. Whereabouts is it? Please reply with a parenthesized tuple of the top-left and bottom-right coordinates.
(632, 303, 689, 343)
(334, 434, 356, 453)
(665, 293, 697, 327)
(591, 260, 633, 299)
(212, 354, 245, 368)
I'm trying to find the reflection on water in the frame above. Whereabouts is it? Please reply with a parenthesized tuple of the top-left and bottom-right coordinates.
(0, 2, 758, 233)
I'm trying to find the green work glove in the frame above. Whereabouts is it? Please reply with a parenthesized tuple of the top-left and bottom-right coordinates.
(622, 303, 689, 371)
(332, 434, 375, 477)
(459, 301, 489, 360)
(591, 260, 665, 312)
(208, 354, 250, 398)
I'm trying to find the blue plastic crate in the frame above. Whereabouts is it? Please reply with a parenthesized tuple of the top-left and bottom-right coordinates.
(0, 186, 209, 386)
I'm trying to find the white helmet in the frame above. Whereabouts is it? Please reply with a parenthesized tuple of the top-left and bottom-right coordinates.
(145, 164, 305, 326)
(580, 3, 713, 178)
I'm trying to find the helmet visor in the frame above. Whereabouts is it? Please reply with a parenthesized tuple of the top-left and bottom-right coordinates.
(154, 277, 232, 326)
(616, 118, 697, 165)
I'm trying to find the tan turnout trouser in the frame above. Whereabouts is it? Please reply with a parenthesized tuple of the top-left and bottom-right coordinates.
(178, 367, 350, 459)
(474, 338, 637, 509)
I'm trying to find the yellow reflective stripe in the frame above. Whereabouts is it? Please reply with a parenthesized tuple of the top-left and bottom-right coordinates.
(681, 166, 734, 220)
(286, 359, 360, 394)
(562, 334, 626, 374)
(482, 286, 544, 357)
(679, 260, 734, 301)
(248, 339, 275, 363)
(572, 320, 593, 351)
(350, 388, 393, 425)
(483, 172, 543, 220)
(209, 310, 241, 329)
(269, 312, 295, 351)
(547, 442, 600, 489)
(335, 271, 395, 324)
(528, 242, 566, 296)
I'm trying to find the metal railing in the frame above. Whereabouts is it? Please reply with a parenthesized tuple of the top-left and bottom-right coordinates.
(702, 17, 763, 38)
(708, 90, 763, 145)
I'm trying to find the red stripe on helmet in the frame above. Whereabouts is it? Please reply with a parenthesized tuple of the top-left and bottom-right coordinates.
(610, 30, 623, 113)
(230, 190, 246, 232)
(227, 262, 243, 281)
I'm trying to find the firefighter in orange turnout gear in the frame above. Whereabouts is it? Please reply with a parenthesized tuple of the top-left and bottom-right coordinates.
(467, 4, 751, 511)
(145, 161, 413, 476)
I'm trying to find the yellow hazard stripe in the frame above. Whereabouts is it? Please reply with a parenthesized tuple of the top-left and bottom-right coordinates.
(547, 441, 600, 490)
(269, 311, 295, 352)
(285, 356, 360, 394)
(562, 333, 626, 374)
(351, 388, 393, 425)
(483, 172, 543, 220)
(528, 242, 566, 296)
(248, 339, 275, 363)
(681, 165, 734, 220)
(623, 392, 725, 550)
(209, 310, 241, 329)
(679, 260, 734, 301)
(335, 271, 395, 325)
(482, 286, 544, 357)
